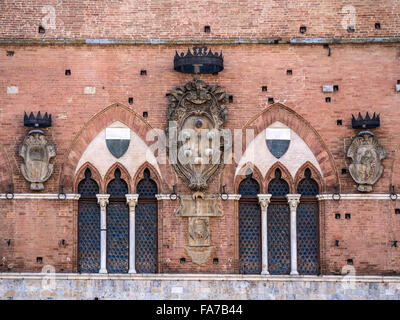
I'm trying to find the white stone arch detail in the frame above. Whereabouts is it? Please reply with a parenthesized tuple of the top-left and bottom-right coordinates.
(75, 121, 161, 179)
(235, 121, 322, 179)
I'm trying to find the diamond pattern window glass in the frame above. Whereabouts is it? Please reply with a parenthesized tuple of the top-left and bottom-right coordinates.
(238, 174, 261, 274)
(136, 168, 158, 273)
(296, 168, 319, 275)
(106, 169, 129, 273)
(78, 169, 100, 273)
(267, 168, 290, 274)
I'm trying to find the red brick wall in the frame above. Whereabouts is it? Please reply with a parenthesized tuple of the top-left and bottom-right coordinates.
(0, 1, 399, 39)
(1, 38, 400, 273)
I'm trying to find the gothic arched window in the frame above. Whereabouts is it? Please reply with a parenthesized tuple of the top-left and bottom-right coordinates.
(296, 168, 320, 275)
(135, 168, 158, 273)
(267, 168, 291, 274)
(78, 168, 100, 273)
(238, 171, 261, 274)
(106, 168, 129, 273)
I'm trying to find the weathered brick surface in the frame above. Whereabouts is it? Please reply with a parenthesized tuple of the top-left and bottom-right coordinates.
(0, 2, 400, 275)
(0, 1, 400, 40)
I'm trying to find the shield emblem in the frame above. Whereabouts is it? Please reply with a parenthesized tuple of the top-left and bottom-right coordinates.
(266, 127, 291, 158)
(106, 128, 130, 158)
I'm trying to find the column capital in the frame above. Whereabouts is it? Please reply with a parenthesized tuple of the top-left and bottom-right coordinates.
(126, 194, 139, 208)
(96, 194, 110, 208)
(286, 194, 301, 208)
(257, 194, 272, 209)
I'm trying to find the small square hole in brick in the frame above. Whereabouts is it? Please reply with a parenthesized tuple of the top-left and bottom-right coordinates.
(65, 70, 71, 76)
(326, 97, 331, 103)
(128, 97, 133, 104)
(143, 111, 148, 118)
(299, 26, 307, 34)
(341, 168, 347, 174)
(335, 240, 339, 246)
(375, 23, 381, 30)
(268, 97, 274, 104)
(287, 70, 292, 75)
(36, 257, 43, 263)
(166, 93, 171, 97)
(347, 259, 353, 265)
(345, 213, 351, 219)
(38, 26, 45, 34)
(262, 86, 268, 92)
(180, 257, 186, 264)
(204, 26, 211, 33)
(140, 70, 147, 76)
(213, 258, 219, 265)
(6, 51, 14, 57)
(395, 209, 400, 214)
(337, 120, 342, 126)
(333, 85, 339, 91)
(335, 213, 341, 219)
(347, 26, 355, 33)
(228, 95, 233, 103)
(397, 80, 400, 85)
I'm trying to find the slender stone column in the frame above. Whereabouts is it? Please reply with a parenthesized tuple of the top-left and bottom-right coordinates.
(126, 194, 139, 274)
(96, 194, 110, 274)
(257, 194, 272, 275)
(286, 194, 301, 276)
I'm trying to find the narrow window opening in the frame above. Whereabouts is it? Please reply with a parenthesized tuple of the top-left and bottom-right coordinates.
(204, 26, 211, 33)
(375, 23, 381, 30)
(128, 97, 133, 104)
(335, 240, 339, 246)
(228, 95, 233, 103)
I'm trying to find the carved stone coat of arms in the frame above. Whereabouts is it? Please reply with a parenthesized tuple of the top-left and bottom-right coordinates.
(166, 78, 228, 190)
(19, 129, 56, 190)
(347, 131, 386, 192)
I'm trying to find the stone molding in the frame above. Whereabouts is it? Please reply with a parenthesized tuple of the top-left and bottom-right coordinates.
(0, 193, 80, 200)
(316, 193, 400, 200)
(155, 194, 241, 200)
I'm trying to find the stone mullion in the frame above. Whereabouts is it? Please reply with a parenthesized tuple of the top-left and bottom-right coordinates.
(257, 194, 272, 275)
(286, 194, 301, 276)
(126, 194, 139, 274)
(96, 194, 110, 274)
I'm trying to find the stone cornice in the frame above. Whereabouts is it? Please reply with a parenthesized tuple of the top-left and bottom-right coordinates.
(316, 193, 399, 201)
(0, 272, 400, 283)
(0, 193, 80, 200)
(155, 194, 241, 200)
(1, 37, 400, 46)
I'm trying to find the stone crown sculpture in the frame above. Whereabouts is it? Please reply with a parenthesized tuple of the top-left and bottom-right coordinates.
(166, 78, 228, 190)
(347, 131, 386, 192)
(19, 129, 56, 190)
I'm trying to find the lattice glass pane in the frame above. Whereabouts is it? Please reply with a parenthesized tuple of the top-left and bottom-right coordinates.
(107, 169, 128, 197)
(78, 203, 100, 273)
(268, 175, 289, 196)
(137, 179, 158, 198)
(136, 203, 157, 273)
(238, 177, 260, 196)
(267, 203, 291, 274)
(297, 203, 319, 274)
(106, 203, 129, 273)
(297, 178, 319, 196)
(239, 203, 261, 274)
(78, 169, 99, 197)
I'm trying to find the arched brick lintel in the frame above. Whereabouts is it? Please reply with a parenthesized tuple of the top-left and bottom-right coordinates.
(243, 103, 339, 192)
(60, 103, 153, 192)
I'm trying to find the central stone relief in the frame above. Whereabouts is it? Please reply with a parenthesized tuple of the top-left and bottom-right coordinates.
(167, 78, 228, 265)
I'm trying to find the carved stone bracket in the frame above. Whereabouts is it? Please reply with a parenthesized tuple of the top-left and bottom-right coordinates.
(174, 192, 224, 265)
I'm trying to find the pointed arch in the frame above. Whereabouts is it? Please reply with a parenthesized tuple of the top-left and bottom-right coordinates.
(294, 161, 324, 193)
(74, 162, 103, 193)
(61, 103, 153, 192)
(264, 162, 294, 194)
(243, 103, 339, 192)
(235, 162, 265, 194)
(133, 162, 162, 193)
(104, 162, 131, 194)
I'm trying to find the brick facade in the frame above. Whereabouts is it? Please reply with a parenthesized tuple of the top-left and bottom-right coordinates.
(0, 1, 400, 276)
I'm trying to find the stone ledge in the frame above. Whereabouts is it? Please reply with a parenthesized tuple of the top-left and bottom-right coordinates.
(1, 273, 400, 283)
(0, 193, 80, 200)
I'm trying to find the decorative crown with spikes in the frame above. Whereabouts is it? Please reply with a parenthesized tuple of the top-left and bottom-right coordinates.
(174, 46, 223, 74)
(24, 111, 52, 128)
(351, 112, 380, 129)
